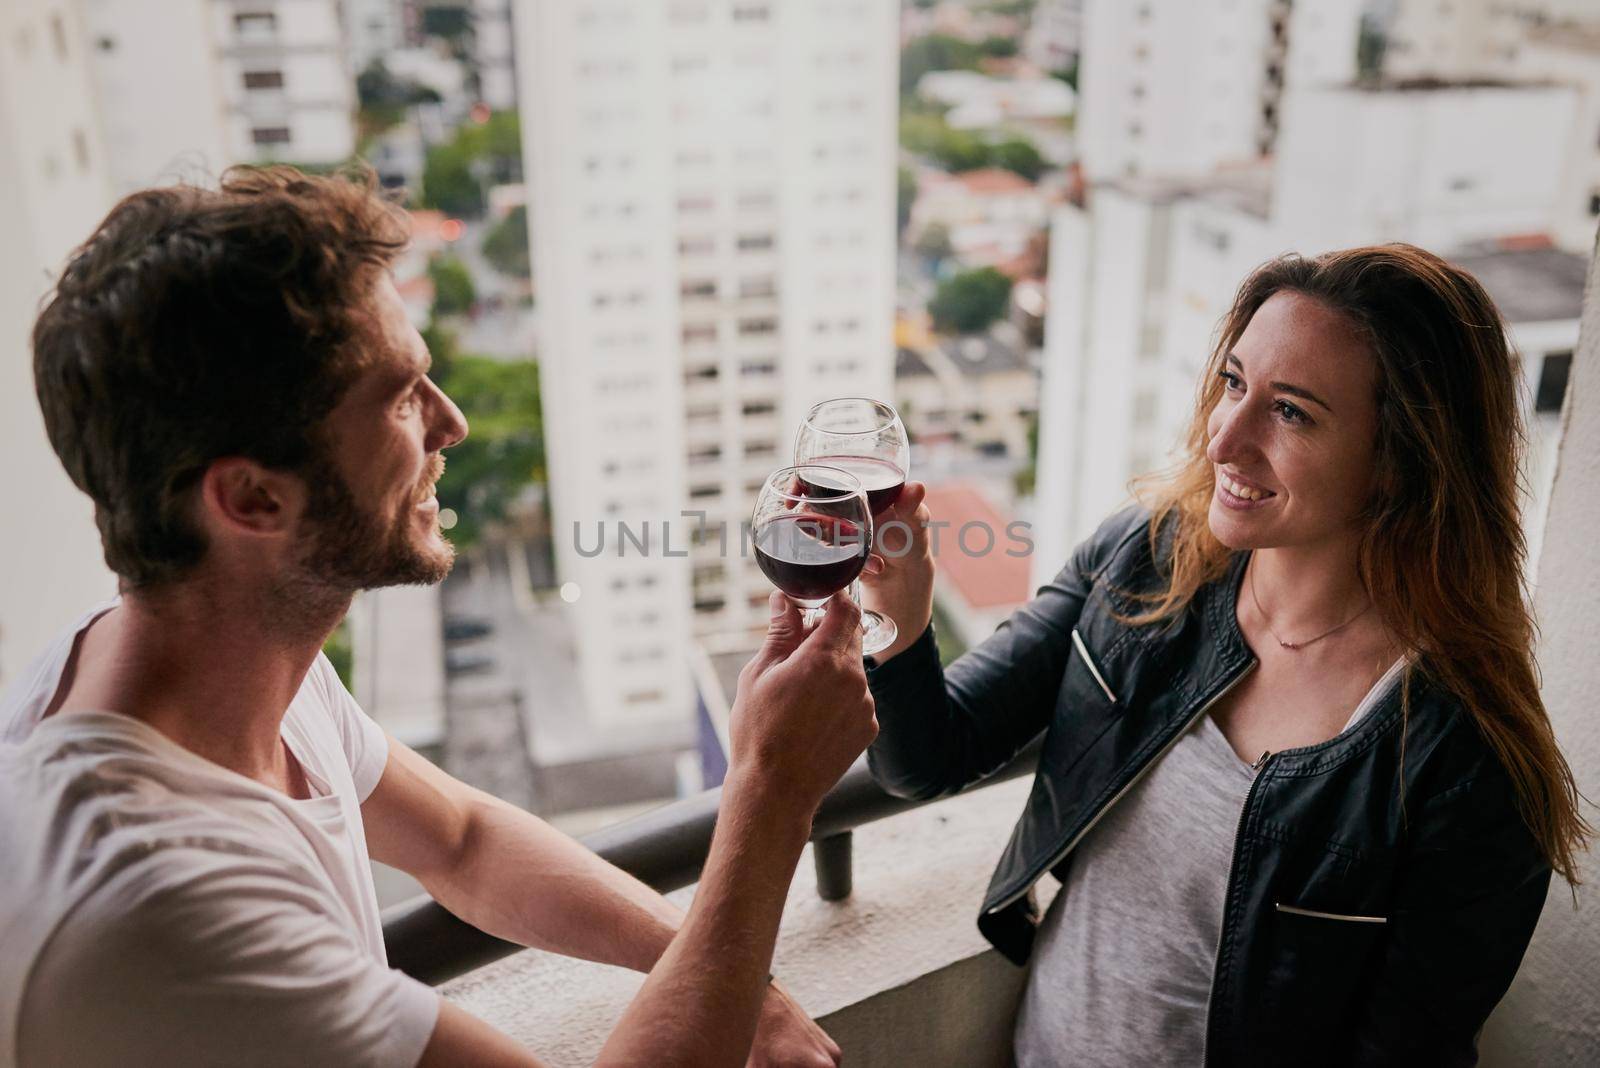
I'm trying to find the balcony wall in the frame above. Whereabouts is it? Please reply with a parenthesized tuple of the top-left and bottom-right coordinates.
(440, 778, 1042, 1067)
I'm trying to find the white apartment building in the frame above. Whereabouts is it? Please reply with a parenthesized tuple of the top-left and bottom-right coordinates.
(344, 0, 406, 75)
(472, 0, 517, 110)
(1032, 81, 1582, 587)
(84, 0, 356, 193)
(1025, 0, 1083, 75)
(82, 0, 231, 192)
(210, 0, 356, 165)
(0, 0, 117, 688)
(1076, 0, 1363, 183)
(517, 0, 898, 730)
(1385, 1, 1600, 253)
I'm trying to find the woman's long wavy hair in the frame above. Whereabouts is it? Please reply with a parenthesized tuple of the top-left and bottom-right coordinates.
(1129, 243, 1589, 885)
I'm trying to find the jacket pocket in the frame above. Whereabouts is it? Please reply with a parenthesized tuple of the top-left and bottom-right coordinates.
(1274, 902, 1387, 924)
(1069, 628, 1118, 704)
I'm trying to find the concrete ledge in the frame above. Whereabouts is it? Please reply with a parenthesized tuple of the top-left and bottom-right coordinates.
(441, 777, 1039, 1065)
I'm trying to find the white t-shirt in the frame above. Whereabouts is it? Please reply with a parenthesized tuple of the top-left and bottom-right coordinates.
(0, 602, 440, 1067)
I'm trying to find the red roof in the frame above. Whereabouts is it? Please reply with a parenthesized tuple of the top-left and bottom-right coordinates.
(954, 167, 1036, 196)
(923, 482, 1032, 611)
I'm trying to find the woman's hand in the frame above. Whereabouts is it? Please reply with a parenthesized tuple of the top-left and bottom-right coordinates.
(860, 481, 934, 663)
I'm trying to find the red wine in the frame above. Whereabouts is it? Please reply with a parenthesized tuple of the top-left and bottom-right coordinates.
(754, 514, 869, 601)
(799, 456, 905, 515)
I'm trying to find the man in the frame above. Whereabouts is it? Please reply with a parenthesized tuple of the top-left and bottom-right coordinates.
(0, 167, 877, 1066)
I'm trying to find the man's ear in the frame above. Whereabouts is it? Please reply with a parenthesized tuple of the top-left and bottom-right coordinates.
(198, 458, 305, 537)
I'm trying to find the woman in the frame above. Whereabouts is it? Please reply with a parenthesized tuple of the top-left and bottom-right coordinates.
(860, 245, 1587, 1066)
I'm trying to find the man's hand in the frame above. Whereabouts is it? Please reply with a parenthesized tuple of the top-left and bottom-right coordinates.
(747, 982, 842, 1067)
(728, 589, 877, 815)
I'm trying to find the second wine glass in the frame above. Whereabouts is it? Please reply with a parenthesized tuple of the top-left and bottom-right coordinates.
(794, 397, 910, 517)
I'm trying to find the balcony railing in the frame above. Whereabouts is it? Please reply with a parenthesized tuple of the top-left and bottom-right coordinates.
(382, 742, 1041, 986)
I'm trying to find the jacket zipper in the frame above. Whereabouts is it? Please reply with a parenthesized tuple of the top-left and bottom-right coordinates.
(984, 657, 1259, 918)
(1201, 747, 1275, 1067)
(1070, 628, 1119, 704)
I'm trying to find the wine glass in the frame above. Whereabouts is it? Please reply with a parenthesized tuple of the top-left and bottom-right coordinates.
(794, 397, 910, 517)
(752, 465, 873, 635)
(794, 398, 908, 656)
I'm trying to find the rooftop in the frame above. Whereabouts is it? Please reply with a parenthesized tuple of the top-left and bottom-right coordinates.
(935, 329, 1030, 377)
(948, 167, 1038, 197)
(920, 483, 1032, 612)
(897, 345, 937, 378)
(1451, 241, 1589, 324)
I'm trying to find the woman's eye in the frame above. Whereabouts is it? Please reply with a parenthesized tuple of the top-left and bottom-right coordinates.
(1274, 400, 1309, 425)
(1218, 370, 1242, 392)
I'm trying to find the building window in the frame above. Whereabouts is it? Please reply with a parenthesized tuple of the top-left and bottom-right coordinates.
(1536, 352, 1573, 414)
(677, 194, 714, 214)
(738, 317, 778, 336)
(243, 70, 285, 90)
(737, 233, 775, 252)
(251, 126, 292, 146)
(50, 14, 67, 60)
(679, 235, 715, 255)
(742, 400, 777, 416)
(685, 363, 720, 380)
(72, 127, 89, 171)
(737, 190, 775, 211)
(740, 359, 777, 377)
(739, 277, 776, 299)
(733, 4, 771, 22)
(234, 11, 278, 38)
(688, 444, 722, 464)
(744, 440, 778, 459)
(681, 279, 717, 298)
(1588, 192, 1600, 217)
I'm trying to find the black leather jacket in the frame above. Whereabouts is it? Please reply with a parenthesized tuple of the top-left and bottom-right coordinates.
(866, 507, 1550, 1066)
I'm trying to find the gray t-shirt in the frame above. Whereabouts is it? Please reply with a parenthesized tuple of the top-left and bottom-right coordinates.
(1013, 659, 1406, 1067)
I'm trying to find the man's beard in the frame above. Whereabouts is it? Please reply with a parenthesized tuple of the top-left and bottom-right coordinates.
(293, 459, 453, 592)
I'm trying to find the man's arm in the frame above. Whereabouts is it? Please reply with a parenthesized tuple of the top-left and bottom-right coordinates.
(372, 591, 874, 1067)
(362, 740, 680, 973)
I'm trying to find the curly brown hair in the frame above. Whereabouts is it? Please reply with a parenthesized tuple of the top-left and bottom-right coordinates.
(32, 165, 410, 589)
(1131, 244, 1590, 885)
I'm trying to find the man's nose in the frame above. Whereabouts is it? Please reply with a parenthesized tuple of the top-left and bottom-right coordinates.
(427, 380, 469, 451)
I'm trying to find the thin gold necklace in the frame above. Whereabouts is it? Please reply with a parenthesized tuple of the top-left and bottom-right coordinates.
(1248, 560, 1374, 651)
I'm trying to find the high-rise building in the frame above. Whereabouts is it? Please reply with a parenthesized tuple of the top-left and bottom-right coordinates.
(82, 0, 231, 193)
(1032, 81, 1581, 586)
(84, 0, 356, 193)
(0, 0, 117, 687)
(1383, 0, 1600, 253)
(516, 0, 898, 731)
(472, 0, 517, 110)
(344, 0, 407, 76)
(1076, 0, 1363, 183)
(1024, 0, 1083, 75)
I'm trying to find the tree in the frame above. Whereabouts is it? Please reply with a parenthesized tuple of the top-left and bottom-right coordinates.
(421, 141, 484, 216)
(430, 351, 546, 551)
(418, 109, 523, 215)
(482, 206, 531, 278)
(899, 112, 990, 172)
(990, 137, 1047, 182)
(323, 619, 354, 690)
(897, 165, 918, 235)
(979, 35, 1019, 58)
(1051, 61, 1079, 93)
(929, 267, 1013, 334)
(899, 34, 983, 94)
(429, 255, 476, 318)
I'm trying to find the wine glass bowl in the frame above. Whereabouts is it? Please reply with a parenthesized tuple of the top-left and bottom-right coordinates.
(752, 465, 872, 611)
(794, 398, 910, 517)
